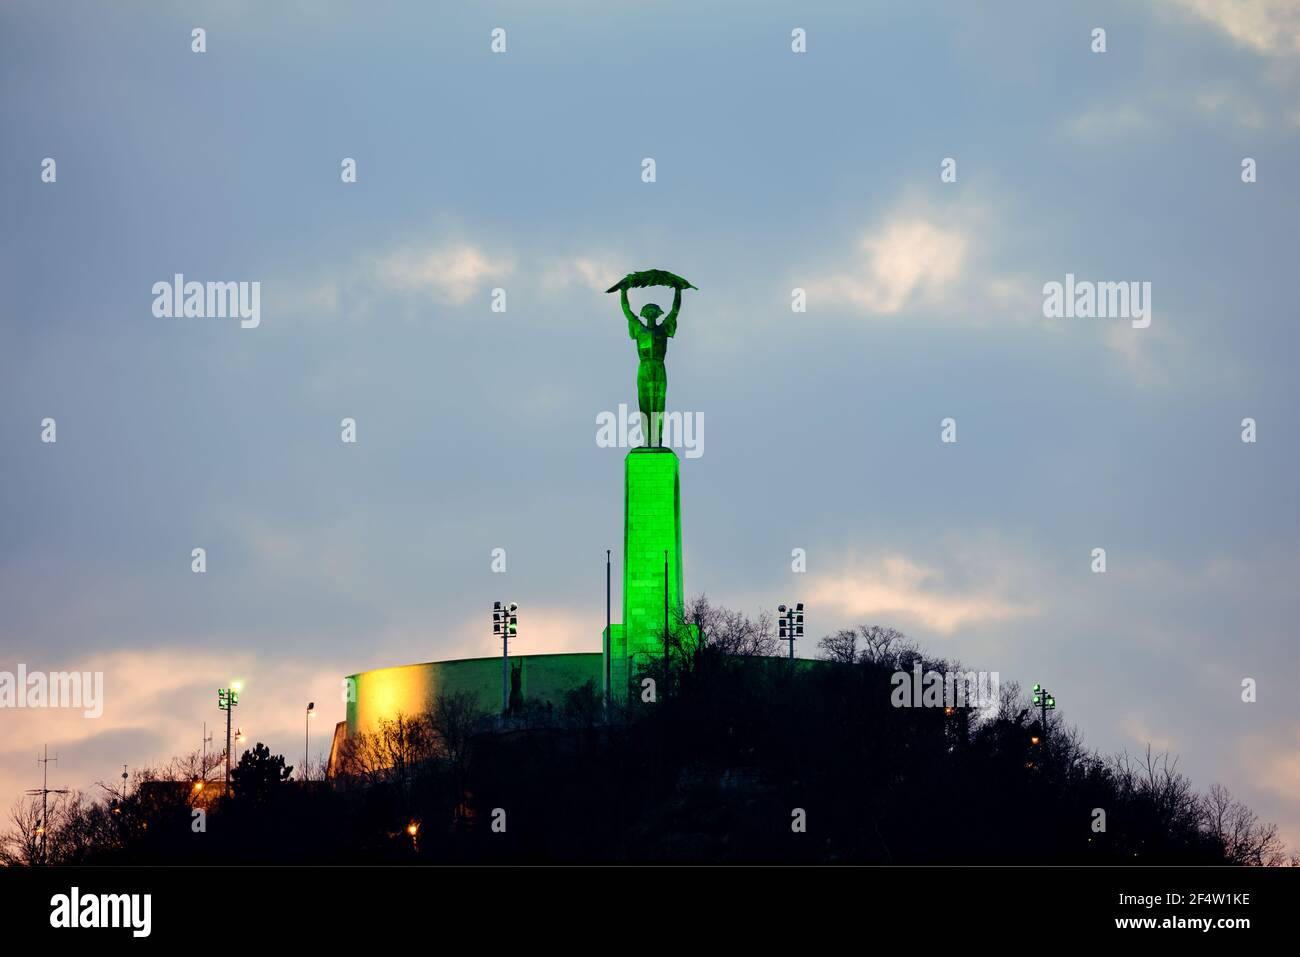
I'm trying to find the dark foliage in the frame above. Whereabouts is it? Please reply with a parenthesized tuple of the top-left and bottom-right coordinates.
(6, 600, 1290, 865)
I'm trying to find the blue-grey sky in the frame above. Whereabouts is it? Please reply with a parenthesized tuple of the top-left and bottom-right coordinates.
(2, 0, 1298, 849)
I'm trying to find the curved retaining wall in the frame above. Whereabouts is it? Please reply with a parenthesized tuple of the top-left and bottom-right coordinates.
(344, 652, 603, 738)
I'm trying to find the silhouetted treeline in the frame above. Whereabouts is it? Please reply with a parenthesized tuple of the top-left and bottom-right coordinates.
(3, 599, 1291, 865)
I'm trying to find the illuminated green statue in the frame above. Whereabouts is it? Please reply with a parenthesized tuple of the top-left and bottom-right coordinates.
(607, 269, 697, 447)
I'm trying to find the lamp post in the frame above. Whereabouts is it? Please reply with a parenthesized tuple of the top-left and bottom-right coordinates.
(305, 702, 315, 781)
(407, 819, 420, 853)
(663, 550, 669, 677)
(218, 682, 241, 789)
(493, 601, 518, 715)
(605, 549, 612, 712)
(778, 603, 804, 661)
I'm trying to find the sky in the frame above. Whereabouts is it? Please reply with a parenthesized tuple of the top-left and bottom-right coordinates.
(2, 0, 1298, 851)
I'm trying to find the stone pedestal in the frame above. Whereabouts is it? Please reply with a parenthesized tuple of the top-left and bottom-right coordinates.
(606, 447, 684, 699)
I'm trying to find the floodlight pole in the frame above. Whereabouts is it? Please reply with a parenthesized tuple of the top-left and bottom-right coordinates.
(218, 686, 239, 790)
(778, 603, 804, 661)
(1031, 682, 1057, 746)
(494, 601, 517, 716)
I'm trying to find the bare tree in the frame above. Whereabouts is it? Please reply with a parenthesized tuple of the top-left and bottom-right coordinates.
(164, 748, 224, 784)
(1110, 746, 1203, 839)
(430, 692, 485, 822)
(995, 679, 1025, 723)
(818, 628, 859, 664)
(857, 625, 911, 666)
(334, 712, 438, 794)
(0, 796, 45, 865)
(334, 695, 485, 800)
(50, 792, 119, 864)
(678, 594, 778, 659)
(817, 625, 912, 666)
(1201, 782, 1287, 866)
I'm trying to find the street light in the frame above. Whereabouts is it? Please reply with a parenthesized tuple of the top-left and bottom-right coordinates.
(305, 702, 315, 782)
(202, 723, 213, 782)
(493, 601, 518, 715)
(777, 603, 804, 661)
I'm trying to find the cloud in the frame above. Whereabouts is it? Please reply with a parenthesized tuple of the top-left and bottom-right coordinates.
(375, 242, 513, 305)
(1064, 101, 1154, 141)
(804, 552, 1037, 636)
(1237, 727, 1300, 849)
(1120, 714, 1180, 753)
(0, 647, 350, 824)
(1103, 322, 1171, 387)
(541, 255, 622, 295)
(807, 217, 970, 315)
(274, 238, 514, 323)
(282, 245, 622, 322)
(1062, 85, 1276, 141)
(1191, 86, 1269, 127)
(444, 607, 603, 660)
(347, 605, 605, 678)
(1167, 0, 1300, 56)
(1240, 726, 1300, 805)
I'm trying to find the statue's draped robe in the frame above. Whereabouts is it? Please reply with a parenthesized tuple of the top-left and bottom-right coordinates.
(629, 316, 675, 445)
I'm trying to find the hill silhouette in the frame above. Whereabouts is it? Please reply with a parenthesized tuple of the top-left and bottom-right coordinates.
(3, 598, 1289, 865)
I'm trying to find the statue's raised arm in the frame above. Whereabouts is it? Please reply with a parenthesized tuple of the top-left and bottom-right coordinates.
(620, 285, 642, 339)
(663, 287, 682, 338)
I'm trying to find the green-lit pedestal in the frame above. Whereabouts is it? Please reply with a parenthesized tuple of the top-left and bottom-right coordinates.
(606, 447, 684, 700)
